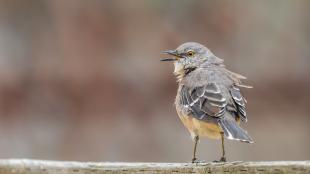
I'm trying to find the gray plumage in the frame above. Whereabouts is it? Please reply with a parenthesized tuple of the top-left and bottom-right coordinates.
(162, 42, 253, 143)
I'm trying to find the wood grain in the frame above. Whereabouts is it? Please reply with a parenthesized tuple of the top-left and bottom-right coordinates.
(0, 159, 309, 174)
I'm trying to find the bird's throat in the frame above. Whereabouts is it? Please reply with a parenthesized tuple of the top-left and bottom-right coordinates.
(173, 62, 196, 82)
(173, 62, 185, 82)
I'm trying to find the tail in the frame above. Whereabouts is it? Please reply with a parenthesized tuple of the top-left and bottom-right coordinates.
(218, 117, 254, 143)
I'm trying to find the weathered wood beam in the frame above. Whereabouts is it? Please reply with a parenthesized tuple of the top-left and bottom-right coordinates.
(0, 159, 309, 174)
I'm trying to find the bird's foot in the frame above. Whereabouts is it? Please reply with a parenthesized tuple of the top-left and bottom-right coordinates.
(213, 157, 226, 163)
(191, 158, 206, 163)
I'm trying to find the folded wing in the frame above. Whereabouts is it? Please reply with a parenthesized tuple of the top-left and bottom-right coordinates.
(180, 83, 227, 121)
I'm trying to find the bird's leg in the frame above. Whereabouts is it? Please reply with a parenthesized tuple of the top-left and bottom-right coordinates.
(191, 135, 199, 163)
(219, 132, 227, 162)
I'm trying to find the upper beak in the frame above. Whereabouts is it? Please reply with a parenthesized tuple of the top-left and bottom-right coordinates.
(160, 50, 180, 61)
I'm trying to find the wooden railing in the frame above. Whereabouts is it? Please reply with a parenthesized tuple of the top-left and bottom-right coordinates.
(0, 159, 309, 174)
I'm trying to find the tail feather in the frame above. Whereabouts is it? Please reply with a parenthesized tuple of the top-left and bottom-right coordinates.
(218, 118, 253, 143)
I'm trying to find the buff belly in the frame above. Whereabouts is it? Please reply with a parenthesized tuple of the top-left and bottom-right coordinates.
(178, 112, 222, 139)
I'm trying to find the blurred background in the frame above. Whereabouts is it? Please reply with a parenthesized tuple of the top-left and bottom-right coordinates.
(0, 0, 309, 162)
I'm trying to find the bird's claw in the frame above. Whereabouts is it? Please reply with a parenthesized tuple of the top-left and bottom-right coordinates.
(213, 157, 227, 163)
(191, 158, 206, 164)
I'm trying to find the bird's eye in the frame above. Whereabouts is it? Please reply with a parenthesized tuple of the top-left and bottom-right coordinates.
(187, 50, 195, 57)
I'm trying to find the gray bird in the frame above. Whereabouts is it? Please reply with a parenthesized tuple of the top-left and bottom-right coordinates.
(161, 42, 253, 163)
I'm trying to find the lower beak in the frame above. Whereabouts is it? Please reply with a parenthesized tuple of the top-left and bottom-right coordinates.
(161, 50, 179, 61)
(160, 58, 177, 61)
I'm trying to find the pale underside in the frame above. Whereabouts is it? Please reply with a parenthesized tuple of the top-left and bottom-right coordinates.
(177, 108, 223, 139)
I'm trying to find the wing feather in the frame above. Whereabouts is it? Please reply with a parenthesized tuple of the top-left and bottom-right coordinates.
(229, 86, 247, 122)
(180, 83, 227, 121)
(180, 83, 248, 123)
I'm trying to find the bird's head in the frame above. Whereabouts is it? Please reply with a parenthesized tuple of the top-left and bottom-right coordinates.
(161, 42, 223, 79)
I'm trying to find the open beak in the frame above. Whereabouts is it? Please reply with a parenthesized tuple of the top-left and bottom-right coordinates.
(161, 50, 180, 61)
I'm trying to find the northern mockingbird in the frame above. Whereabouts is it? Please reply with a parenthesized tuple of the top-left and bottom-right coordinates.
(161, 42, 253, 163)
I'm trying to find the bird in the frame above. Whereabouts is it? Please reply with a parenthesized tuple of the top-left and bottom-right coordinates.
(161, 42, 253, 163)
